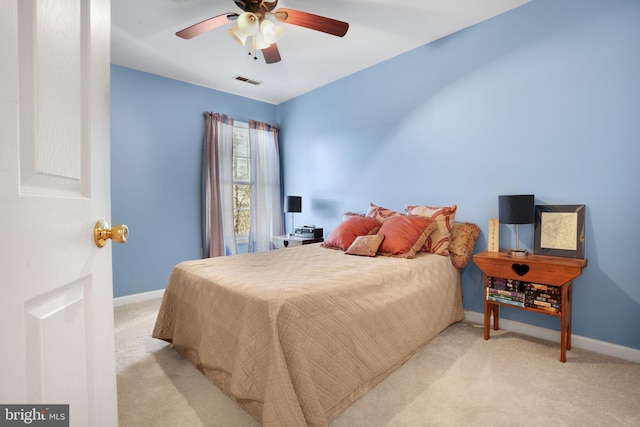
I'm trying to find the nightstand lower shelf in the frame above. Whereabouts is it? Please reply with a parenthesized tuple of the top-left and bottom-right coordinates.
(484, 280, 573, 361)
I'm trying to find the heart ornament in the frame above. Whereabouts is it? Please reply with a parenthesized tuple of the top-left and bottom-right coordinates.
(511, 263, 530, 277)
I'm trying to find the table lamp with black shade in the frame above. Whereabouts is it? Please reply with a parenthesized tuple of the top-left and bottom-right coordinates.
(499, 194, 535, 257)
(284, 196, 302, 236)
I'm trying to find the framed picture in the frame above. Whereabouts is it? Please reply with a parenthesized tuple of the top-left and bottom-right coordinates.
(534, 205, 585, 259)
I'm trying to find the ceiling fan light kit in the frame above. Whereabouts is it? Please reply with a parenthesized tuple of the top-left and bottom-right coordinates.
(229, 12, 281, 51)
(176, 0, 349, 64)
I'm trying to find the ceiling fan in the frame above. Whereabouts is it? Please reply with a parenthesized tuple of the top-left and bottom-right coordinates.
(176, 0, 349, 64)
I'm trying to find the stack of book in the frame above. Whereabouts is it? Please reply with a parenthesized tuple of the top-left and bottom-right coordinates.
(486, 277, 525, 306)
(525, 283, 562, 313)
(487, 277, 563, 313)
(489, 277, 525, 293)
(486, 287, 525, 307)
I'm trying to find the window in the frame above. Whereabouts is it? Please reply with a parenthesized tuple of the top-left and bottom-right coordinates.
(202, 113, 280, 257)
(233, 122, 250, 243)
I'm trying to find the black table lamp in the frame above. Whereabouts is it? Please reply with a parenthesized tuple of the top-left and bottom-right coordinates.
(284, 196, 302, 236)
(499, 194, 534, 257)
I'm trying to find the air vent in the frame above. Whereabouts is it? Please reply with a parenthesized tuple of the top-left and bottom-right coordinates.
(233, 75, 262, 86)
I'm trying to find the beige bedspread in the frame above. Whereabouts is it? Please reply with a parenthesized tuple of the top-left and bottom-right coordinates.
(152, 243, 463, 426)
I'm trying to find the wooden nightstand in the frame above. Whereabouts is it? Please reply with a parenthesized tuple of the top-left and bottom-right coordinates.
(271, 234, 323, 249)
(473, 251, 587, 362)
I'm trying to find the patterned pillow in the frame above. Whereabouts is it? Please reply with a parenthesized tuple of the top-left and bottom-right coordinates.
(449, 222, 481, 268)
(405, 204, 457, 256)
(345, 235, 385, 257)
(342, 211, 366, 220)
(322, 216, 381, 251)
(366, 203, 402, 223)
(376, 215, 437, 259)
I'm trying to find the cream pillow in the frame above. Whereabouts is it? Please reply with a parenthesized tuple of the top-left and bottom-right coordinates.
(366, 203, 402, 223)
(405, 204, 457, 256)
(345, 235, 385, 257)
(449, 222, 480, 268)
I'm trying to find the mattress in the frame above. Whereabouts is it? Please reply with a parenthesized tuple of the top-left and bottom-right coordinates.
(152, 243, 463, 426)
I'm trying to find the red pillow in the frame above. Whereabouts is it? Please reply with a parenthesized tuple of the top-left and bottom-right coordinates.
(322, 216, 381, 251)
(377, 215, 437, 258)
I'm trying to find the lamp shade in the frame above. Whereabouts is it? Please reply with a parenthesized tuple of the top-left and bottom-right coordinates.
(284, 196, 302, 213)
(499, 195, 534, 224)
(260, 19, 282, 44)
(229, 27, 249, 46)
(237, 12, 259, 36)
(251, 31, 270, 50)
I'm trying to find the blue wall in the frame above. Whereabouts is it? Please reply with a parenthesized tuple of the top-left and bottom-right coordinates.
(278, 0, 639, 349)
(110, 65, 277, 297)
(111, 0, 639, 350)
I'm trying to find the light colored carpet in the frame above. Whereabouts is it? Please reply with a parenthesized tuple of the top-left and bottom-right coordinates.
(115, 298, 640, 426)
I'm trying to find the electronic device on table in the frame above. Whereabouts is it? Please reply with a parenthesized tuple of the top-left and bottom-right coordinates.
(294, 225, 323, 238)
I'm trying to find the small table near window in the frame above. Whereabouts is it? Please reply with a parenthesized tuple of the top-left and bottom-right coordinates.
(271, 234, 323, 249)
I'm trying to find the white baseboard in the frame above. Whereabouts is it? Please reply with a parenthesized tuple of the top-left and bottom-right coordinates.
(113, 289, 164, 307)
(464, 310, 640, 364)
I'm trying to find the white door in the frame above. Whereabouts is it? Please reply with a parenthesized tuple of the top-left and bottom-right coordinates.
(0, 0, 117, 426)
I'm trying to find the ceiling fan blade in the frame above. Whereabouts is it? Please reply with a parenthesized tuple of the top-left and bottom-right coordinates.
(262, 44, 281, 64)
(176, 13, 238, 39)
(275, 8, 349, 37)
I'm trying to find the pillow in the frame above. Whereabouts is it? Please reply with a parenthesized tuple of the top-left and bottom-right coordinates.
(342, 211, 366, 220)
(449, 222, 481, 268)
(376, 215, 437, 259)
(322, 216, 381, 251)
(366, 203, 401, 223)
(405, 204, 457, 256)
(345, 235, 385, 257)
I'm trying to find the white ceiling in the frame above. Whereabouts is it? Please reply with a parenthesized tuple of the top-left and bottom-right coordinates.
(111, 0, 530, 105)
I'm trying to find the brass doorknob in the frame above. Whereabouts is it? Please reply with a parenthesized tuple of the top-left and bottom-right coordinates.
(94, 220, 129, 248)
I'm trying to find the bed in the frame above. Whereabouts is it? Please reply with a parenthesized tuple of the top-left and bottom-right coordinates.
(152, 208, 479, 427)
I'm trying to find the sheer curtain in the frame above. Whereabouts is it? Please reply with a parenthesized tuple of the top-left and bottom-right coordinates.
(202, 112, 237, 257)
(248, 120, 283, 252)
